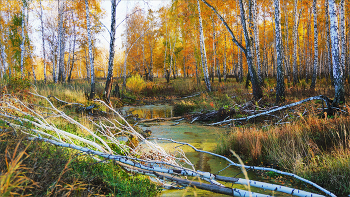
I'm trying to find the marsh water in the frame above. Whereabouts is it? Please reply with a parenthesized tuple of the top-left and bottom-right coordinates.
(119, 105, 288, 196)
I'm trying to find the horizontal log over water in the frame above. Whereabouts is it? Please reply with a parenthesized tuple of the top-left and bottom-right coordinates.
(208, 95, 333, 126)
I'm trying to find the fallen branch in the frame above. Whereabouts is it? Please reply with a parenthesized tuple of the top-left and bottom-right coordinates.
(208, 95, 333, 126)
(148, 138, 334, 197)
(0, 93, 333, 196)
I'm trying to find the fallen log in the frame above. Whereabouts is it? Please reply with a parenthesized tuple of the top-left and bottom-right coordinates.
(149, 138, 334, 197)
(208, 95, 334, 126)
(0, 93, 334, 197)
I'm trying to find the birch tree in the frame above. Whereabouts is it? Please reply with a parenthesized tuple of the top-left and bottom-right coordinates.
(20, 1, 26, 78)
(328, 0, 345, 105)
(325, 0, 334, 84)
(57, 0, 66, 82)
(201, 0, 262, 99)
(292, 0, 300, 85)
(274, 0, 285, 103)
(85, 0, 95, 99)
(339, 0, 345, 76)
(39, 0, 47, 83)
(197, 0, 211, 92)
(104, 0, 121, 102)
(310, 0, 318, 89)
(252, 0, 262, 85)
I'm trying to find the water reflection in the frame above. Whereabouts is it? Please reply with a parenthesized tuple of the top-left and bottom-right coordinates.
(119, 105, 173, 119)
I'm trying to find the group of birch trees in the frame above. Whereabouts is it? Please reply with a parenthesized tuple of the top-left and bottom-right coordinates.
(0, 0, 349, 104)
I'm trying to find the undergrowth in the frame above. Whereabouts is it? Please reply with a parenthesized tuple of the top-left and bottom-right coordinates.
(0, 131, 160, 196)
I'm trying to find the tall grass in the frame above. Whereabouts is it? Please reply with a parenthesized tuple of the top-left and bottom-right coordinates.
(217, 113, 350, 195)
(0, 138, 35, 197)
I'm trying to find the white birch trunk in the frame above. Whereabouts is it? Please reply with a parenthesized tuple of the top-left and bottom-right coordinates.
(252, 0, 262, 84)
(292, 0, 300, 84)
(163, 24, 168, 78)
(274, 0, 285, 103)
(85, 0, 95, 99)
(104, 0, 120, 100)
(339, 0, 345, 76)
(20, 2, 25, 78)
(39, 0, 47, 83)
(197, 0, 211, 92)
(325, 0, 334, 84)
(310, 0, 318, 89)
(328, 0, 345, 105)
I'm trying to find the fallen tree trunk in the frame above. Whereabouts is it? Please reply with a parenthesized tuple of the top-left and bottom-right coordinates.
(208, 95, 334, 126)
(0, 93, 334, 197)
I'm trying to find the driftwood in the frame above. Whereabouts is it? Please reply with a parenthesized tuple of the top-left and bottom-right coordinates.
(48, 95, 108, 117)
(0, 93, 335, 196)
(208, 95, 334, 126)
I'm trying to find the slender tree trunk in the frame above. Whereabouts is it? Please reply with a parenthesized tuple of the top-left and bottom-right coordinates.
(238, 31, 243, 83)
(104, 0, 120, 101)
(274, 0, 285, 103)
(239, 0, 263, 99)
(212, 16, 216, 83)
(20, 2, 25, 79)
(310, 0, 318, 89)
(163, 24, 168, 78)
(328, 0, 345, 105)
(68, 13, 76, 83)
(339, 0, 345, 76)
(325, 0, 334, 85)
(0, 22, 6, 79)
(252, 0, 262, 85)
(197, 0, 211, 92)
(223, 33, 227, 82)
(85, 0, 95, 99)
(217, 58, 221, 82)
(58, 0, 65, 82)
(39, 0, 47, 83)
(149, 41, 154, 81)
(283, 2, 290, 83)
(293, 0, 300, 85)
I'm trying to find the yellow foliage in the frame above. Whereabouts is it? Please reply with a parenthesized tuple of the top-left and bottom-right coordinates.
(126, 74, 146, 93)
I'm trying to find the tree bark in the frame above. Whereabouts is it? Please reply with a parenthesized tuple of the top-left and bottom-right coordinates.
(20, 2, 26, 79)
(328, 0, 345, 105)
(39, 0, 47, 83)
(58, 0, 65, 82)
(310, 0, 318, 89)
(252, 0, 262, 85)
(67, 12, 76, 83)
(292, 0, 300, 85)
(325, 0, 334, 85)
(85, 0, 95, 99)
(274, 0, 285, 103)
(104, 0, 120, 102)
(223, 33, 227, 82)
(339, 0, 346, 77)
(197, 0, 211, 92)
(239, 0, 263, 99)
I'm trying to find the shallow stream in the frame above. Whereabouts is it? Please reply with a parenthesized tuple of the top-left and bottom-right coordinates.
(119, 104, 290, 196)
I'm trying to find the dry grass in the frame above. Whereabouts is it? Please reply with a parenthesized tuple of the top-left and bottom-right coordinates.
(217, 112, 350, 195)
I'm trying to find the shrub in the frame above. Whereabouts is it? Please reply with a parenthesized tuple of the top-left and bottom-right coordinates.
(126, 75, 146, 94)
(173, 100, 196, 116)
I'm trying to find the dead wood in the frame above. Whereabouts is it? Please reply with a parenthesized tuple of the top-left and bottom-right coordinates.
(208, 95, 334, 126)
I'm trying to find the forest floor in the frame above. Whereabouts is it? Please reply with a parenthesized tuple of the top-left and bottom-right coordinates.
(1, 76, 350, 196)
